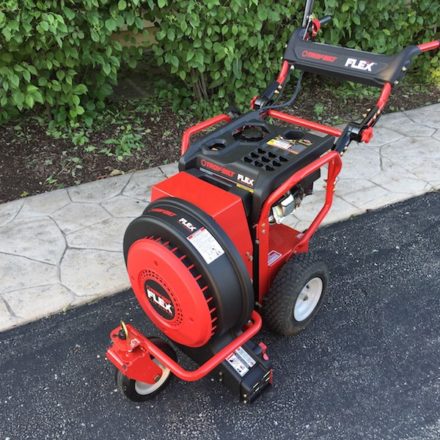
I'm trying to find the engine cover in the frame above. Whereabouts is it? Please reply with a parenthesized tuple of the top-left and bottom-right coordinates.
(179, 115, 334, 222)
(124, 197, 254, 348)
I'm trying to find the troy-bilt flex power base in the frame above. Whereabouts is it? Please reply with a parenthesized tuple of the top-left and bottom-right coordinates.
(106, 1, 439, 403)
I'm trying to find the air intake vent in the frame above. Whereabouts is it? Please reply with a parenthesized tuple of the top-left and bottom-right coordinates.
(233, 125, 269, 142)
(242, 147, 288, 172)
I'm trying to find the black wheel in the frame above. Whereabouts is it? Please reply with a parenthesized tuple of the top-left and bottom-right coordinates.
(115, 336, 177, 402)
(263, 253, 329, 336)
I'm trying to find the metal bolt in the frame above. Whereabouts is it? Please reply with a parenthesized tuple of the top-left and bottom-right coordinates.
(154, 374, 161, 383)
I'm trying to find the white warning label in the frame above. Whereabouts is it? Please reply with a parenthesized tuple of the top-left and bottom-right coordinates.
(267, 137, 293, 150)
(235, 346, 256, 368)
(226, 346, 256, 377)
(187, 227, 224, 264)
(226, 353, 249, 377)
(268, 250, 282, 266)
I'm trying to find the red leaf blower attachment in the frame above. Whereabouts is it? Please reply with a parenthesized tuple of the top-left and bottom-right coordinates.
(106, 1, 439, 403)
(124, 196, 254, 348)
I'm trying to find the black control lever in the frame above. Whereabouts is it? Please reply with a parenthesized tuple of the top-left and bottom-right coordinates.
(319, 15, 332, 26)
(310, 15, 332, 39)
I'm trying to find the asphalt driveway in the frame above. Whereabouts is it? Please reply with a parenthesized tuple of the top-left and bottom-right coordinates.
(0, 193, 439, 440)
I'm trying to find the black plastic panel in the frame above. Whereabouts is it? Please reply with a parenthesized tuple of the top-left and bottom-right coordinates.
(179, 112, 334, 222)
(284, 29, 421, 87)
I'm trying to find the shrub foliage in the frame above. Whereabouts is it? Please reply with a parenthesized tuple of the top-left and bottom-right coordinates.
(0, 0, 146, 123)
(147, 0, 439, 113)
(0, 0, 438, 122)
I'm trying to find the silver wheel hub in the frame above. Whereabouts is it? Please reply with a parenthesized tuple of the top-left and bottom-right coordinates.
(293, 277, 323, 322)
(134, 359, 171, 395)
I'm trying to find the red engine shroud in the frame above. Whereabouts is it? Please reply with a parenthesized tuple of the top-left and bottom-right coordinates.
(151, 172, 254, 279)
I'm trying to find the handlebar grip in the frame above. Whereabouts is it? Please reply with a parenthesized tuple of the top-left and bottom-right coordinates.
(418, 40, 440, 52)
(319, 15, 332, 26)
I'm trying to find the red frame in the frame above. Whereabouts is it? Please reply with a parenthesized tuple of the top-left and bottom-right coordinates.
(256, 148, 342, 300)
(181, 114, 231, 155)
(267, 109, 342, 137)
(107, 311, 262, 383)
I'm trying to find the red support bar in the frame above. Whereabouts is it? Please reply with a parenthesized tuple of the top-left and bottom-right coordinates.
(376, 83, 392, 111)
(267, 110, 343, 137)
(181, 114, 231, 156)
(108, 311, 262, 383)
(418, 40, 440, 52)
(276, 61, 291, 84)
(256, 151, 342, 300)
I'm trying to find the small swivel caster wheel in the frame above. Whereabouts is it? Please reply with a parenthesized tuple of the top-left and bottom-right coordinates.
(263, 253, 329, 336)
(115, 336, 177, 402)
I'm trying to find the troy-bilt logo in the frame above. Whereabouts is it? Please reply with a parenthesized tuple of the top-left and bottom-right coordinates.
(302, 50, 337, 63)
(179, 217, 197, 232)
(200, 159, 236, 178)
(147, 288, 174, 316)
(345, 58, 376, 71)
(237, 174, 254, 187)
(150, 208, 176, 217)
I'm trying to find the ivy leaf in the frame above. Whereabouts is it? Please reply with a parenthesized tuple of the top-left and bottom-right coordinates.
(34, 91, 44, 104)
(105, 19, 117, 32)
(9, 73, 20, 88)
(102, 63, 112, 75)
(2, 27, 11, 41)
(91, 29, 99, 42)
(170, 55, 179, 68)
(64, 8, 75, 21)
(257, 8, 267, 21)
(25, 94, 35, 108)
(22, 70, 31, 82)
(167, 28, 175, 41)
(73, 84, 87, 95)
(118, 0, 127, 11)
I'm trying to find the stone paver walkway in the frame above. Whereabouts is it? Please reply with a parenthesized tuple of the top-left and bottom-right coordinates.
(0, 105, 439, 331)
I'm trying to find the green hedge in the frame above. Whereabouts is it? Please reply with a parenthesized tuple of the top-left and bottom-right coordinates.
(0, 0, 146, 124)
(148, 0, 439, 113)
(0, 1, 438, 124)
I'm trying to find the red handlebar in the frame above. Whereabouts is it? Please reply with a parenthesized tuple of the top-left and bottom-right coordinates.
(181, 114, 231, 155)
(418, 40, 440, 52)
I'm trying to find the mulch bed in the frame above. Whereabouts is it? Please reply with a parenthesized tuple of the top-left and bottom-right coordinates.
(1, 80, 439, 204)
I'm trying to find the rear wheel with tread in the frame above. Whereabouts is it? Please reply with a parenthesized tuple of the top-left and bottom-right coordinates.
(115, 336, 177, 402)
(263, 253, 329, 336)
